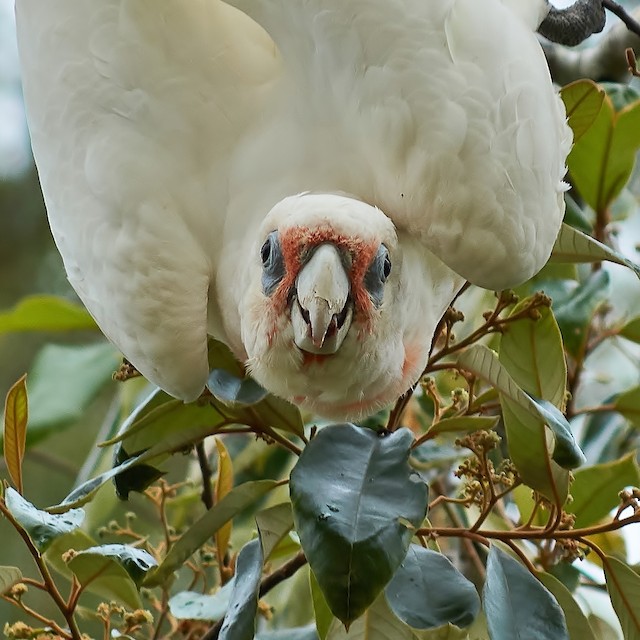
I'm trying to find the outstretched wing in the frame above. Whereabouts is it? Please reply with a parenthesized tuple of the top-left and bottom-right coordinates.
(225, 0, 572, 290)
(16, 0, 279, 399)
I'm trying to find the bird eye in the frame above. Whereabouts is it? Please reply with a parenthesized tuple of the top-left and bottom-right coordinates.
(364, 244, 391, 308)
(382, 254, 392, 281)
(261, 231, 285, 296)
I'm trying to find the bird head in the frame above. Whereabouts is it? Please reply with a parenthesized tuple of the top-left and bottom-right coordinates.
(237, 192, 459, 420)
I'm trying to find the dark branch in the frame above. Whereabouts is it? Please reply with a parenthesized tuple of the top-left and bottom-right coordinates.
(539, 0, 606, 46)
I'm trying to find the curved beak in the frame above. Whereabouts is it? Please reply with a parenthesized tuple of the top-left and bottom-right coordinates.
(291, 244, 352, 355)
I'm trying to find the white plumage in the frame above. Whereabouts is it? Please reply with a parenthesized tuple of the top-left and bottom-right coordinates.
(16, 0, 571, 419)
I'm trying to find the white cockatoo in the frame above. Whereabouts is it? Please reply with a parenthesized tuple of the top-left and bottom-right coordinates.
(16, 0, 571, 420)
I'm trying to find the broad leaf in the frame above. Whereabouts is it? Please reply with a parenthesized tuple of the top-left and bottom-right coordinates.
(568, 452, 640, 528)
(0, 295, 97, 333)
(215, 437, 234, 564)
(208, 369, 268, 405)
(310, 570, 333, 640)
(568, 92, 640, 212)
(4, 488, 84, 552)
(218, 538, 263, 640)
(0, 566, 22, 596)
(256, 627, 319, 640)
(20, 343, 120, 446)
(603, 555, 640, 640)
(145, 480, 278, 586)
(290, 424, 428, 624)
(3, 374, 28, 493)
(553, 270, 610, 357)
(550, 224, 640, 278)
(483, 546, 568, 640)
(537, 572, 596, 640)
(560, 79, 605, 143)
(168, 583, 233, 621)
(325, 595, 416, 639)
(256, 502, 294, 561)
(614, 386, 640, 429)
(67, 545, 156, 610)
(385, 545, 479, 629)
(499, 300, 566, 408)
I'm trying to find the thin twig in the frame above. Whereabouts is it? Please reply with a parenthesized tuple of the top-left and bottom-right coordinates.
(196, 441, 215, 511)
(604, 0, 640, 38)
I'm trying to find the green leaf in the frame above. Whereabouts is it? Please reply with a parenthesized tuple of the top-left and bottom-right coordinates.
(458, 345, 583, 502)
(614, 386, 640, 429)
(0, 295, 97, 333)
(168, 583, 233, 621)
(550, 224, 640, 278)
(256, 502, 294, 561)
(290, 424, 428, 624)
(568, 93, 640, 212)
(620, 317, 640, 344)
(67, 545, 155, 610)
(499, 299, 566, 408)
(325, 595, 416, 639)
(4, 488, 84, 552)
(215, 437, 234, 563)
(3, 374, 28, 493)
(604, 555, 640, 639)
(553, 270, 610, 357)
(0, 566, 22, 596)
(310, 570, 333, 640)
(536, 572, 597, 640)
(145, 479, 278, 586)
(560, 79, 605, 143)
(218, 538, 263, 640)
(425, 416, 499, 437)
(568, 452, 640, 528)
(256, 628, 319, 640)
(385, 544, 479, 629)
(48, 453, 146, 512)
(483, 546, 568, 640)
(208, 369, 269, 405)
(20, 343, 120, 446)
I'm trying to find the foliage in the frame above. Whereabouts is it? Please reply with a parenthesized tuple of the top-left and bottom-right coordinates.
(1, 80, 640, 640)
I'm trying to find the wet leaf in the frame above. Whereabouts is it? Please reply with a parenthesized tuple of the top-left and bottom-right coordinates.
(208, 369, 268, 405)
(3, 375, 28, 493)
(169, 583, 233, 621)
(4, 488, 84, 552)
(290, 424, 428, 624)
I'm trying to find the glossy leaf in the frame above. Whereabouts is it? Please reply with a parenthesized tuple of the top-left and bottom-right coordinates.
(215, 437, 234, 563)
(0, 295, 97, 333)
(568, 452, 640, 528)
(71, 544, 156, 585)
(620, 317, 640, 343)
(568, 92, 640, 212)
(499, 300, 566, 408)
(550, 224, 640, 278)
(218, 538, 263, 640)
(561, 79, 605, 143)
(145, 480, 277, 586)
(3, 374, 28, 493)
(483, 546, 568, 640)
(0, 566, 22, 596)
(553, 270, 610, 357)
(21, 343, 120, 446)
(537, 572, 597, 640)
(168, 583, 233, 621)
(208, 368, 268, 405)
(614, 386, 640, 429)
(256, 502, 294, 561)
(385, 545, 479, 629)
(4, 488, 84, 552)
(425, 415, 499, 437)
(290, 424, 428, 624)
(603, 555, 640, 639)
